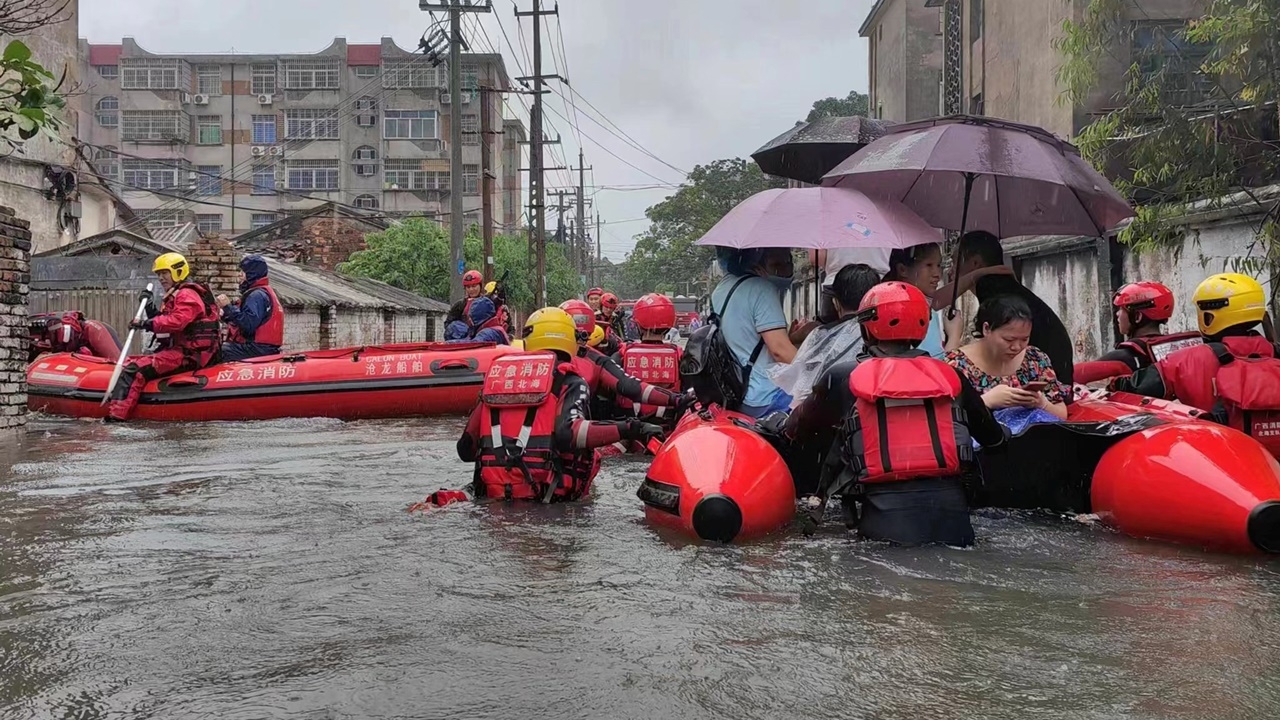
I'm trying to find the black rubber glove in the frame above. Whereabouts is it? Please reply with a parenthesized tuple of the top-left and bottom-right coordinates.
(674, 390, 698, 415)
(623, 419, 664, 443)
(129, 318, 154, 332)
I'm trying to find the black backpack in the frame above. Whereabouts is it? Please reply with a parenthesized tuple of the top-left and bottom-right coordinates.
(679, 276, 766, 412)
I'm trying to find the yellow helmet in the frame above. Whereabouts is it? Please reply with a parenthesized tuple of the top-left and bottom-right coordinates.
(587, 325, 605, 348)
(522, 307, 578, 358)
(484, 281, 497, 295)
(153, 252, 191, 282)
(1193, 273, 1267, 336)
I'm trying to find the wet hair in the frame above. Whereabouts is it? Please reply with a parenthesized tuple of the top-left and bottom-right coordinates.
(830, 263, 882, 312)
(959, 230, 1004, 268)
(973, 294, 1033, 337)
(882, 243, 942, 283)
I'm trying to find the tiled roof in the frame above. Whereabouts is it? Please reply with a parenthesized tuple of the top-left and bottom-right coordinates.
(89, 44, 122, 65)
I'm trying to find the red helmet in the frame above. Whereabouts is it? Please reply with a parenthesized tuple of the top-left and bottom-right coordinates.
(632, 293, 676, 331)
(46, 312, 84, 352)
(856, 281, 932, 342)
(587, 287, 604, 299)
(600, 293, 620, 312)
(462, 270, 483, 288)
(1113, 281, 1173, 322)
(559, 299, 597, 335)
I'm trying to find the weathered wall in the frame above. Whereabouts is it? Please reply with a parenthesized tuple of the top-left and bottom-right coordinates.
(239, 216, 373, 271)
(187, 236, 241, 296)
(976, 0, 1076, 139)
(280, 305, 322, 351)
(867, 0, 908, 122)
(1017, 241, 1110, 360)
(904, 0, 944, 121)
(0, 206, 32, 431)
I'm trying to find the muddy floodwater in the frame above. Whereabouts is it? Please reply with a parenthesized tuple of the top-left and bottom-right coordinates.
(2, 417, 1280, 720)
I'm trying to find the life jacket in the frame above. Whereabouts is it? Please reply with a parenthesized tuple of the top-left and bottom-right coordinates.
(1160, 337, 1280, 458)
(79, 319, 122, 362)
(162, 281, 222, 357)
(1117, 331, 1203, 367)
(838, 353, 973, 489)
(1157, 335, 1277, 414)
(475, 315, 510, 344)
(227, 278, 284, 346)
(475, 352, 597, 502)
(615, 341, 681, 419)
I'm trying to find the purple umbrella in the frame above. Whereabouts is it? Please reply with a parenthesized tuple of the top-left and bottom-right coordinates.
(694, 186, 943, 250)
(821, 115, 1135, 238)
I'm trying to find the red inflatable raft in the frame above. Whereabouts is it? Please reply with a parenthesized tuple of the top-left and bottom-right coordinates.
(28, 342, 517, 422)
(638, 405, 796, 542)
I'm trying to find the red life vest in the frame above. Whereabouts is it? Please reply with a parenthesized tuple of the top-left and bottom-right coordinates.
(841, 354, 973, 485)
(227, 278, 284, 346)
(1159, 337, 1280, 457)
(1117, 331, 1203, 367)
(79, 320, 122, 362)
(475, 352, 597, 502)
(162, 282, 222, 357)
(475, 315, 510, 343)
(1157, 335, 1277, 413)
(615, 341, 682, 419)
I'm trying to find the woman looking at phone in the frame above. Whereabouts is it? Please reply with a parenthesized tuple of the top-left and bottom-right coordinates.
(944, 294, 1070, 420)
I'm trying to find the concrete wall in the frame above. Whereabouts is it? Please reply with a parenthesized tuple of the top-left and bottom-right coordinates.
(970, 0, 1075, 138)
(904, 0, 944, 120)
(865, 0, 943, 123)
(278, 306, 437, 351)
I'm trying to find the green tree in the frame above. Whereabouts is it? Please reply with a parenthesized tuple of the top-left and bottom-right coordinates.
(805, 90, 870, 123)
(339, 217, 582, 312)
(1056, 0, 1280, 254)
(0, 39, 66, 153)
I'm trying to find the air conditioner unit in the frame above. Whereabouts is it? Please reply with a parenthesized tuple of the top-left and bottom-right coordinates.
(357, 114, 376, 127)
(193, 94, 209, 105)
(257, 93, 273, 105)
(439, 93, 451, 105)
(180, 92, 193, 105)
(267, 145, 282, 156)
(251, 146, 266, 156)
(355, 164, 375, 176)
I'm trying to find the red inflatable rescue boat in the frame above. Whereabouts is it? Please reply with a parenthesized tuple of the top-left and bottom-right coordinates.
(28, 342, 517, 422)
(637, 405, 796, 543)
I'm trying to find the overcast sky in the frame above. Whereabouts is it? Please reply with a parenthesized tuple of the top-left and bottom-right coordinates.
(80, 0, 873, 261)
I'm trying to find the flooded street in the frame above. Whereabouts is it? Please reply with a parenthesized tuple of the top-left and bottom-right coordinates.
(2, 417, 1279, 720)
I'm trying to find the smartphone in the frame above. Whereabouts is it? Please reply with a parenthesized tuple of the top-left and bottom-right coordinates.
(1023, 381, 1049, 392)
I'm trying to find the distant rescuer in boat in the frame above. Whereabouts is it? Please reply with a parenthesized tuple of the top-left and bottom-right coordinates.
(215, 255, 284, 362)
(784, 281, 1010, 547)
(105, 253, 223, 423)
(1096, 281, 1201, 372)
(446, 270, 486, 325)
(1111, 273, 1280, 457)
(416, 308, 665, 508)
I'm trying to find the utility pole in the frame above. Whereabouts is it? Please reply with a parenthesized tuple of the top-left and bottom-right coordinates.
(515, 0, 561, 307)
(572, 149, 591, 283)
(479, 77, 495, 281)
(595, 211, 601, 286)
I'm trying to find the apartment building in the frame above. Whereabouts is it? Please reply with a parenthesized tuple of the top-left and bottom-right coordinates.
(502, 118, 527, 231)
(77, 36, 526, 236)
(861, 0, 1205, 138)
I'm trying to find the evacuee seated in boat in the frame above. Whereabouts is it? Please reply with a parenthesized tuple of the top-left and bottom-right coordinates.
(446, 270, 486, 325)
(417, 308, 665, 507)
(106, 253, 222, 423)
(465, 296, 510, 345)
(559, 298, 692, 425)
(944, 294, 1070, 423)
(784, 281, 1009, 547)
(39, 311, 122, 362)
(956, 231, 1076, 386)
(609, 293, 684, 430)
(216, 255, 284, 362)
(444, 320, 470, 341)
(1111, 273, 1280, 458)
(1096, 281, 1201, 372)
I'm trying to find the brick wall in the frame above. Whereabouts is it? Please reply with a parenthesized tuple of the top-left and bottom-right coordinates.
(187, 236, 241, 296)
(301, 218, 368, 271)
(0, 206, 32, 430)
(280, 305, 322, 352)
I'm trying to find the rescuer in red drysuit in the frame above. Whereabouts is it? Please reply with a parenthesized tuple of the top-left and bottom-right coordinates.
(105, 252, 222, 423)
(1112, 273, 1280, 458)
(413, 307, 663, 509)
(783, 281, 1008, 547)
(43, 312, 122, 362)
(1097, 281, 1201, 372)
(611, 293, 684, 428)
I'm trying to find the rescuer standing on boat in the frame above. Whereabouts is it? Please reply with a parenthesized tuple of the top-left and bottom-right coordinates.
(1096, 281, 1201, 371)
(1112, 273, 1280, 457)
(106, 253, 222, 423)
(418, 308, 664, 507)
(784, 281, 1009, 546)
(217, 254, 284, 361)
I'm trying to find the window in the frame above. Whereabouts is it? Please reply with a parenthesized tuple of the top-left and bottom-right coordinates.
(140, 210, 185, 228)
(463, 164, 479, 194)
(354, 194, 379, 209)
(251, 213, 278, 229)
(1131, 22, 1213, 105)
(288, 159, 339, 190)
(354, 66, 378, 79)
(382, 62, 440, 89)
(120, 58, 185, 90)
(252, 165, 276, 195)
(285, 108, 339, 139)
(120, 111, 186, 141)
(353, 145, 377, 161)
(96, 65, 118, 79)
(196, 116, 222, 145)
(355, 96, 377, 111)
(93, 146, 119, 178)
(121, 159, 179, 190)
(196, 213, 223, 233)
(251, 64, 276, 95)
(284, 60, 340, 90)
(252, 114, 277, 144)
(353, 146, 378, 174)
(460, 64, 479, 91)
(196, 66, 222, 95)
(96, 96, 119, 127)
(462, 114, 479, 145)
(383, 109, 436, 139)
(355, 96, 378, 127)
(970, 0, 983, 42)
(196, 165, 221, 195)
(384, 159, 447, 190)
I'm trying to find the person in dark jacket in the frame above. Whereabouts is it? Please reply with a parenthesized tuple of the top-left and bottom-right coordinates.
(465, 296, 510, 345)
(216, 255, 284, 361)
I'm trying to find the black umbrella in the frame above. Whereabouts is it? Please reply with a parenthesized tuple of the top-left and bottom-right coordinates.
(751, 116, 895, 185)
